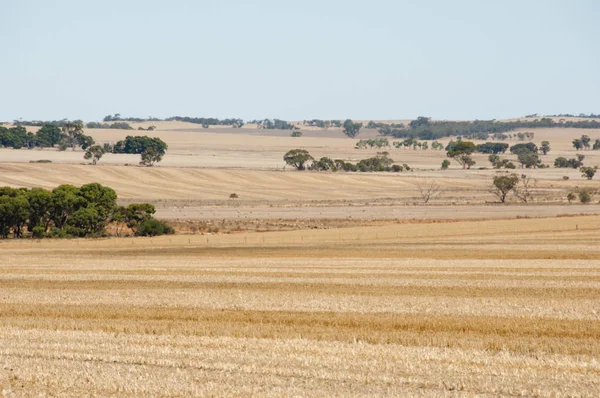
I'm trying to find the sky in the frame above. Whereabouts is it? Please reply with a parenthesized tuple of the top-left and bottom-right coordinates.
(1, 0, 599, 122)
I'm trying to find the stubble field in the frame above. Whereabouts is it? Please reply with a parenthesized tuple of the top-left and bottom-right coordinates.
(2, 120, 600, 396)
(1, 215, 600, 396)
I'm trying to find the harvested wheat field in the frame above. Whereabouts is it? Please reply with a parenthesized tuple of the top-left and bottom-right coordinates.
(1, 215, 600, 396)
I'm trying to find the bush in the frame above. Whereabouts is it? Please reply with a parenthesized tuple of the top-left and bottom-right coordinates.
(29, 160, 52, 163)
(579, 190, 592, 204)
(31, 226, 46, 238)
(392, 164, 403, 172)
(291, 131, 303, 137)
(441, 160, 450, 170)
(135, 219, 175, 236)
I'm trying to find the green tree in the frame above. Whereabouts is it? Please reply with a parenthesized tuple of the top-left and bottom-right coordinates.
(135, 219, 174, 236)
(540, 141, 551, 155)
(342, 119, 363, 138)
(49, 185, 85, 230)
(447, 141, 477, 169)
(580, 166, 597, 180)
(84, 145, 106, 165)
(311, 157, 336, 171)
(68, 206, 104, 236)
(140, 147, 164, 166)
(283, 149, 313, 170)
(517, 152, 542, 168)
(490, 173, 519, 203)
(61, 121, 85, 150)
(36, 124, 65, 148)
(26, 188, 53, 233)
(579, 189, 593, 204)
(0, 193, 30, 238)
(124, 203, 156, 233)
(77, 183, 117, 221)
(441, 159, 450, 170)
(572, 139, 583, 150)
(581, 135, 591, 150)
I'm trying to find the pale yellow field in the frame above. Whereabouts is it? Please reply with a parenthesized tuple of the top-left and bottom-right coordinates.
(1, 216, 600, 396)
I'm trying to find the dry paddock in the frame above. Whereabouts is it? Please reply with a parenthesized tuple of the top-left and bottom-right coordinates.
(1, 215, 600, 396)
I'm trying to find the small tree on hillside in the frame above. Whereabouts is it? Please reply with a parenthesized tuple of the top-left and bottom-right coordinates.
(283, 149, 313, 170)
(84, 145, 105, 165)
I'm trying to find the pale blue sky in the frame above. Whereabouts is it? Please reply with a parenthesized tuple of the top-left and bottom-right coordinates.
(1, 0, 598, 122)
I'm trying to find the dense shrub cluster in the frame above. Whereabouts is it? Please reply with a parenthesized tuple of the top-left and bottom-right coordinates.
(112, 136, 168, 155)
(554, 155, 585, 169)
(0, 184, 171, 239)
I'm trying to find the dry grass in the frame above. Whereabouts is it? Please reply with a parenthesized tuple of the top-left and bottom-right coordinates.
(1, 216, 600, 396)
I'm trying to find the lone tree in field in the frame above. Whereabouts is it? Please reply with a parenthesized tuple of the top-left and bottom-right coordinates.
(513, 174, 535, 203)
(490, 173, 519, 203)
(140, 147, 163, 166)
(84, 145, 105, 165)
(283, 149, 313, 170)
(342, 119, 363, 138)
(415, 180, 444, 203)
(446, 141, 477, 169)
(580, 166, 598, 180)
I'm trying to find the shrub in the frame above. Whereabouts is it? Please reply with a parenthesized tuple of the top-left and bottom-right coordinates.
(30, 225, 46, 238)
(229, 193, 239, 199)
(290, 131, 303, 137)
(441, 160, 450, 170)
(579, 190, 592, 204)
(135, 219, 175, 236)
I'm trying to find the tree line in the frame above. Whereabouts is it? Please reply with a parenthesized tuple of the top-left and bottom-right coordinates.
(0, 183, 173, 239)
(0, 122, 94, 150)
(283, 149, 410, 173)
(84, 136, 168, 167)
(355, 138, 445, 150)
(374, 116, 600, 140)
